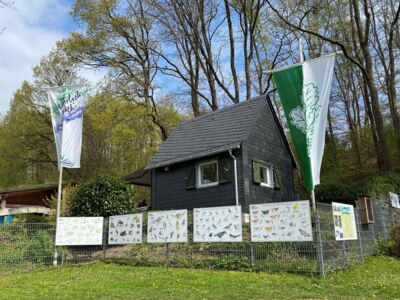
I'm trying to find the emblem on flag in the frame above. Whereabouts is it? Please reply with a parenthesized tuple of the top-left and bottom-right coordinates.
(48, 85, 86, 169)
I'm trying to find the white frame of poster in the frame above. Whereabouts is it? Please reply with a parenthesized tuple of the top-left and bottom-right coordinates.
(108, 213, 143, 245)
(147, 209, 188, 243)
(332, 202, 358, 241)
(55, 217, 103, 246)
(193, 205, 242, 242)
(389, 192, 400, 209)
(249, 200, 313, 242)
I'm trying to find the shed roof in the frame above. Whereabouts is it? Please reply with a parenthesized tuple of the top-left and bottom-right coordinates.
(145, 95, 295, 169)
(124, 168, 151, 187)
(0, 183, 59, 207)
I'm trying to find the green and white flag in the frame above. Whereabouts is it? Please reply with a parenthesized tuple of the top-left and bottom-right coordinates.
(272, 54, 336, 192)
(48, 86, 86, 169)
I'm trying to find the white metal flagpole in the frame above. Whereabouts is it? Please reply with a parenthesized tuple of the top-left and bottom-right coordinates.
(53, 166, 63, 267)
(297, 34, 324, 276)
(299, 36, 304, 63)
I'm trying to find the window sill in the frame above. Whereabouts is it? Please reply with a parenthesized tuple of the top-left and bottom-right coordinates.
(260, 183, 274, 189)
(196, 182, 219, 189)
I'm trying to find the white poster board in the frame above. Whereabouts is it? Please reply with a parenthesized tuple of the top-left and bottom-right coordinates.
(147, 209, 187, 243)
(56, 217, 103, 246)
(193, 205, 242, 242)
(108, 213, 143, 245)
(389, 192, 400, 209)
(249, 200, 313, 242)
(332, 202, 358, 240)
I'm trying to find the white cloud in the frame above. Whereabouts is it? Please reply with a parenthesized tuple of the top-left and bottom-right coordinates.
(0, 1, 104, 113)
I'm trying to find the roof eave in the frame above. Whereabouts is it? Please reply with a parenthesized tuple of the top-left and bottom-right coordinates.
(145, 142, 241, 170)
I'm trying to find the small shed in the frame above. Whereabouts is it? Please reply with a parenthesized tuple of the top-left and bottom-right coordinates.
(0, 184, 58, 220)
(143, 95, 296, 211)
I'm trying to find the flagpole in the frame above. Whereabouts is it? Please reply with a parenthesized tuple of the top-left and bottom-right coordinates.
(53, 166, 63, 267)
(297, 36, 325, 276)
(299, 36, 304, 63)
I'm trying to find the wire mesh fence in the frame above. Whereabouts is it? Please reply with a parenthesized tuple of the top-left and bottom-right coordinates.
(0, 199, 398, 276)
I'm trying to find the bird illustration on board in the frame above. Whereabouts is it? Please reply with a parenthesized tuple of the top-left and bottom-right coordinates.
(214, 231, 227, 239)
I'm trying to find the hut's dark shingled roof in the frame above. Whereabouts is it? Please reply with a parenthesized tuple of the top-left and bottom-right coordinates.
(146, 95, 293, 169)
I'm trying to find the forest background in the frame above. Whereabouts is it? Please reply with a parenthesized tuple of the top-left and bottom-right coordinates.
(0, 0, 399, 203)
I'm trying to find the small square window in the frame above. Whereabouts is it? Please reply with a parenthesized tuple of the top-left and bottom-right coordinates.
(197, 160, 218, 188)
(260, 165, 274, 188)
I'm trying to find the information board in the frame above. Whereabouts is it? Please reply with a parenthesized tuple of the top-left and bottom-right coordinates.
(56, 217, 103, 246)
(249, 200, 313, 242)
(193, 205, 242, 242)
(147, 209, 187, 243)
(108, 213, 143, 244)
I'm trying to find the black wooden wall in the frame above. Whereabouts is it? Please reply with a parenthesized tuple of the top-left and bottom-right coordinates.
(241, 100, 295, 208)
(151, 149, 244, 210)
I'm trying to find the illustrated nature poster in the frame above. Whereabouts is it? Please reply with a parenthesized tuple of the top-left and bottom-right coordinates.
(56, 217, 103, 246)
(332, 202, 358, 240)
(193, 205, 242, 242)
(108, 213, 143, 245)
(389, 192, 400, 209)
(249, 200, 313, 242)
(147, 209, 187, 243)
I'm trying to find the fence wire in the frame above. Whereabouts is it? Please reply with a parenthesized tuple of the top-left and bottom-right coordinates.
(0, 199, 398, 275)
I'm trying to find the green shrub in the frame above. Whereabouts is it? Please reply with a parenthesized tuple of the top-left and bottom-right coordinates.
(315, 183, 364, 204)
(0, 225, 29, 266)
(0, 225, 57, 268)
(69, 176, 135, 217)
(25, 230, 54, 264)
(18, 214, 51, 223)
(367, 174, 400, 198)
(374, 235, 389, 256)
(195, 254, 251, 271)
(387, 225, 400, 257)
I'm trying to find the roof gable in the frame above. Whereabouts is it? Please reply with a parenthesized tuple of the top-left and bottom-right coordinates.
(145, 95, 293, 169)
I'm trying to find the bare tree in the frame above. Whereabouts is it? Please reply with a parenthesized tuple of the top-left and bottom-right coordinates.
(265, 0, 393, 174)
(370, 1, 400, 158)
(231, 0, 267, 99)
(62, 0, 170, 140)
(0, 0, 14, 34)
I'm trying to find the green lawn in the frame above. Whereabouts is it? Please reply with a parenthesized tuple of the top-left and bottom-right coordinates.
(0, 256, 399, 299)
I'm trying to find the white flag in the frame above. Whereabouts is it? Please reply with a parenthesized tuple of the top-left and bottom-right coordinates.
(48, 86, 86, 169)
(272, 54, 336, 191)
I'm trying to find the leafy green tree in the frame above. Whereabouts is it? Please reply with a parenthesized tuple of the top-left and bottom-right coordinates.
(0, 82, 56, 186)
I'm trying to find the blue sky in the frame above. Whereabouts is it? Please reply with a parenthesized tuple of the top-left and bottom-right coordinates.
(0, 0, 104, 114)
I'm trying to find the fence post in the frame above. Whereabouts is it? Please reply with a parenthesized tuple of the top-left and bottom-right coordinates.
(314, 210, 325, 277)
(354, 209, 364, 261)
(381, 206, 389, 240)
(165, 243, 170, 264)
(341, 241, 346, 268)
(61, 247, 65, 265)
(102, 217, 108, 260)
(250, 243, 255, 266)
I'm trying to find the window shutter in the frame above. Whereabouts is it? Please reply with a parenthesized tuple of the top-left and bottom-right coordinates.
(252, 161, 261, 184)
(185, 165, 196, 190)
(273, 167, 281, 190)
(219, 157, 231, 183)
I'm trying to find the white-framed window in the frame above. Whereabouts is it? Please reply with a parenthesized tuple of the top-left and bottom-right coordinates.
(259, 164, 274, 188)
(253, 160, 275, 188)
(197, 159, 219, 188)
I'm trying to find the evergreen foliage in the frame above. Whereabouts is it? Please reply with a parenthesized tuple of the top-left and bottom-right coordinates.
(315, 183, 365, 204)
(69, 176, 135, 217)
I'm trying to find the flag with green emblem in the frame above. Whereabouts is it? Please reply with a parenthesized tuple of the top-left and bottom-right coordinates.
(48, 86, 86, 169)
(272, 54, 336, 191)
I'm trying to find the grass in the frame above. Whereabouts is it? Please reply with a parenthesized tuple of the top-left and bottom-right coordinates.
(0, 256, 399, 299)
